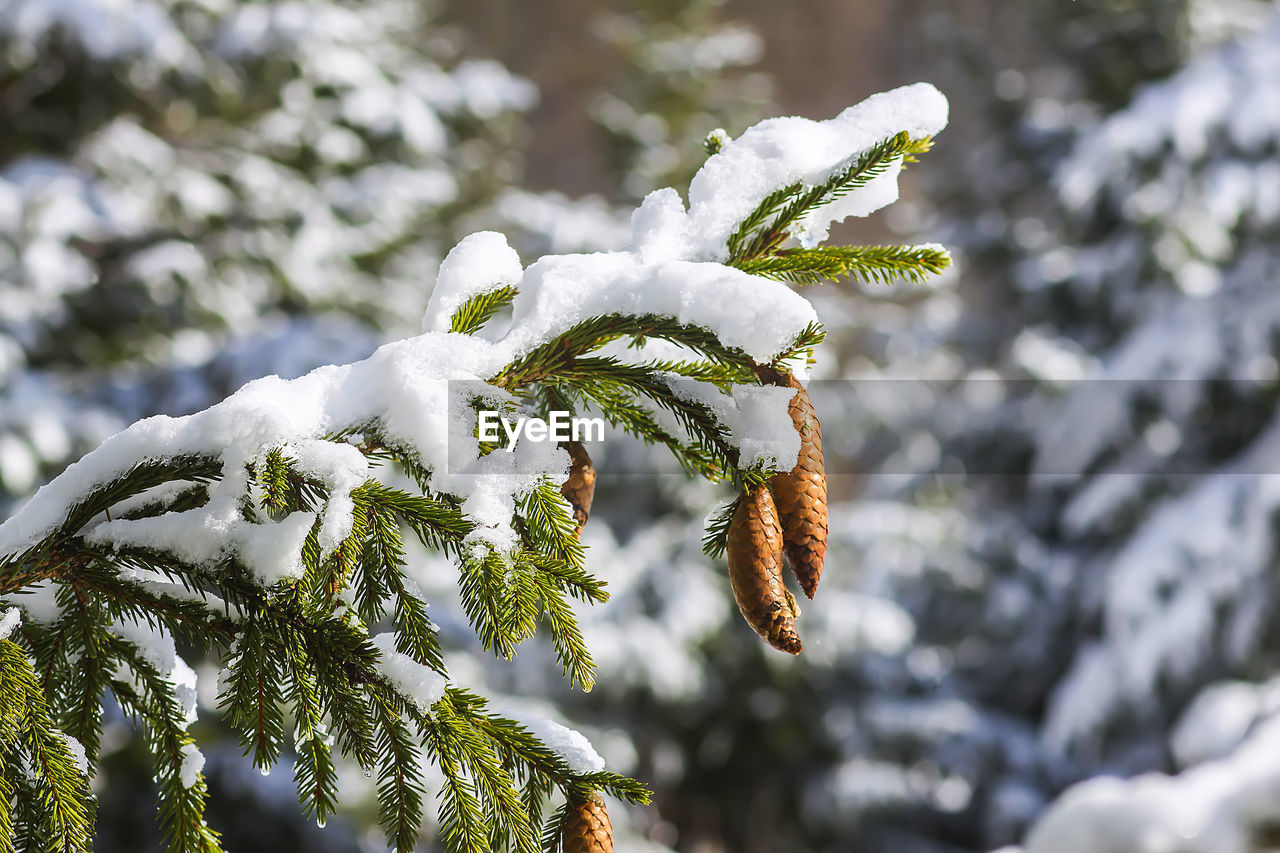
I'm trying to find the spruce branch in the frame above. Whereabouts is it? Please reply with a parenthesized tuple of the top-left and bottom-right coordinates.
(371, 692, 427, 852)
(0, 638, 94, 853)
(735, 244, 951, 286)
(286, 630, 339, 828)
(220, 618, 288, 774)
(702, 498, 739, 560)
(386, 568, 446, 673)
(552, 357, 739, 469)
(108, 636, 221, 853)
(0, 97, 947, 853)
(541, 801, 571, 853)
(727, 131, 919, 263)
(558, 379, 724, 479)
(0, 768, 13, 853)
(490, 313, 757, 390)
(725, 181, 803, 262)
(517, 482, 587, 573)
(362, 481, 472, 553)
(768, 321, 827, 368)
(703, 128, 727, 156)
(1, 454, 221, 595)
(450, 285, 520, 335)
(49, 586, 108, 764)
(638, 357, 757, 388)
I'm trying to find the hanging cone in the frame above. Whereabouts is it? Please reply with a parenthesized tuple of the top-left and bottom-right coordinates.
(561, 792, 613, 853)
(560, 440, 596, 536)
(769, 373, 828, 599)
(726, 485, 802, 654)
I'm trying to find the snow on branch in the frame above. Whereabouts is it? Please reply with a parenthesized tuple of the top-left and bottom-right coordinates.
(0, 82, 950, 853)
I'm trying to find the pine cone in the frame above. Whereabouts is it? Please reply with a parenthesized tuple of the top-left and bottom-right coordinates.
(561, 792, 613, 853)
(560, 440, 596, 536)
(769, 374, 828, 599)
(727, 485, 802, 654)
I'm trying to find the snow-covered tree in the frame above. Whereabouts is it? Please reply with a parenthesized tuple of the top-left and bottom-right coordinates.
(998, 12, 1280, 852)
(0, 0, 535, 510)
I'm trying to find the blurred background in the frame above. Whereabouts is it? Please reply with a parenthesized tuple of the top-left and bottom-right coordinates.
(4, 0, 1280, 850)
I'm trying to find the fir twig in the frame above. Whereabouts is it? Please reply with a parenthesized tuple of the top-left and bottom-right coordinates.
(735, 244, 951, 286)
(726, 131, 921, 263)
(450, 285, 520, 335)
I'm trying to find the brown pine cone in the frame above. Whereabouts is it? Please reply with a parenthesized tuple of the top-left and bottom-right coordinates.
(769, 373, 828, 599)
(561, 792, 613, 853)
(727, 485, 802, 655)
(560, 440, 596, 536)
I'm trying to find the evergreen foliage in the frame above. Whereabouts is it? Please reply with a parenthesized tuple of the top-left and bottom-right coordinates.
(0, 0, 537, 515)
(0, 118, 946, 852)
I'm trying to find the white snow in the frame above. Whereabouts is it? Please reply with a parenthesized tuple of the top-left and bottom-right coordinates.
(0, 0, 197, 67)
(0, 606, 20, 640)
(60, 731, 90, 778)
(86, 493, 316, 587)
(421, 231, 524, 334)
(236, 510, 317, 585)
(1025, 715, 1280, 853)
(103, 481, 204, 519)
(3, 581, 62, 624)
(369, 632, 447, 712)
(285, 439, 370, 554)
(1170, 680, 1275, 768)
(500, 709, 606, 774)
(112, 616, 177, 673)
(685, 82, 949, 259)
(179, 743, 205, 788)
(109, 616, 200, 724)
(170, 655, 201, 726)
(727, 384, 802, 472)
(659, 379, 800, 471)
(504, 254, 818, 365)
